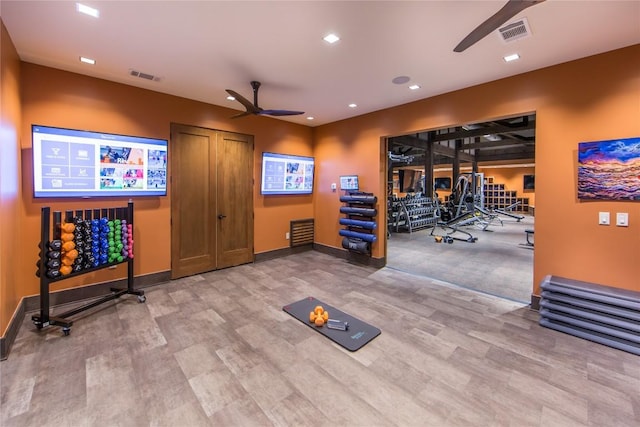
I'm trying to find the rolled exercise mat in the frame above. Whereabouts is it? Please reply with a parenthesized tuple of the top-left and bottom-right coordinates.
(342, 237, 370, 254)
(339, 218, 377, 230)
(339, 229, 377, 243)
(340, 206, 377, 217)
(283, 296, 381, 351)
(339, 194, 378, 204)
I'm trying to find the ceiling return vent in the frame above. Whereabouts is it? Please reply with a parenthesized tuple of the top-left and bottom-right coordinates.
(129, 69, 161, 82)
(498, 17, 532, 43)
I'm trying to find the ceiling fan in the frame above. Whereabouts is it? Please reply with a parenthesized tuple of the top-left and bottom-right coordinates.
(225, 81, 304, 118)
(454, 0, 546, 53)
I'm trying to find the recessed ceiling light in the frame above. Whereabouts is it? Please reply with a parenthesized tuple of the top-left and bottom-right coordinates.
(76, 3, 99, 18)
(503, 53, 520, 62)
(409, 84, 421, 90)
(306, 116, 314, 120)
(348, 103, 357, 108)
(79, 56, 96, 65)
(226, 95, 235, 101)
(323, 33, 340, 44)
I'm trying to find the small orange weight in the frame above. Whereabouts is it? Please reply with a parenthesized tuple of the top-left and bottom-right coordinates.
(61, 223, 76, 233)
(309, 311, 316, 322)
(61, 232, 75, 242)
(62, 241, 76, 252)
(314, 305, 324, 315)
(65, 249, 78, 260)
(314, 316, 325, 327)
(323, 311, 329, 321)
(59, 265, 72, 275)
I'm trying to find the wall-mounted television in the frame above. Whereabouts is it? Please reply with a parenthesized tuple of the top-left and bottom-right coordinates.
(434, 177, 452, 190)
(340, 175, 359, 191)
(523, 174, 535, 190)
(261, 152, 314, 195)
(32, 125, 168, 198)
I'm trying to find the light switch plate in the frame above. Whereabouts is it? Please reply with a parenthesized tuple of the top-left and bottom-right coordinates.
(616, 212, 629, 227)
(599, 212, 610, 225)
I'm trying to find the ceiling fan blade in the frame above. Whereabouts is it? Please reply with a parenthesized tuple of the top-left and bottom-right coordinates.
(258, 109, 305, 116)
(227, 82, 304, 118)
(453, 0, 546, 53)
(225, 89, 261, 114)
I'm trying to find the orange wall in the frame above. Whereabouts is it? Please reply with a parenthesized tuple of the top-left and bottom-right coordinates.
(0, 20, 23, 336)
(14, 64, 313, 326)
(315, 45, 640, 294)
(479, 166, 536, 207)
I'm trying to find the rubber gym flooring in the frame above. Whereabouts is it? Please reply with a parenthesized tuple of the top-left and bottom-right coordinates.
(387, 214, 534, 304)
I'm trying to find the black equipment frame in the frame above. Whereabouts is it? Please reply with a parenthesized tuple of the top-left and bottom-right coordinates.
(32, 201, 145, 335)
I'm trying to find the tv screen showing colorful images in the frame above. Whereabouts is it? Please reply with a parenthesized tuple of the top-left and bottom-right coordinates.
(261, 152, 314, 195)
(340, 175, 359, 191)
(32, 125, 168, 198)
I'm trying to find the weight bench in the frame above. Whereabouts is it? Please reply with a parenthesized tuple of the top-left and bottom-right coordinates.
(525, 229, 534, 246)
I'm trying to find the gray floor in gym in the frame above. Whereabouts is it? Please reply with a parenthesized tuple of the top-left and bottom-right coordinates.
(387, 213, 534, 303)
(2, 247, 639, 426)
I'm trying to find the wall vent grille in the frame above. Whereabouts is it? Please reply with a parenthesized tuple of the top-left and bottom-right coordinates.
(290, 218, 314, 248)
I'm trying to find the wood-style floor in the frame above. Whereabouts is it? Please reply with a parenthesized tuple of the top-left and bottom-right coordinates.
(1, 251, 638, 426)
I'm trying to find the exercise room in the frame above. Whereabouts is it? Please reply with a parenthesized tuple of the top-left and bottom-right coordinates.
(386, 113, 536, 303)
(2, 2, 639, 426)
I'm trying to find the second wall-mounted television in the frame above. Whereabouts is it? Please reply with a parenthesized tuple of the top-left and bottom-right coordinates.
(261, 152, 314, 195)
(32, 125, 168, 198)
(434, 177, 452, 190)
(523, 174, 535, 190)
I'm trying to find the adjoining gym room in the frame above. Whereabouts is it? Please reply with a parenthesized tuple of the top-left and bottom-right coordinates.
(386, 113, 536, 303)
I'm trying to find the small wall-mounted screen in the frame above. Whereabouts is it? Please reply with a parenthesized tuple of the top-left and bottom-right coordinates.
(340, 175, 359, 191)
(32, 125, 168, 198)
(523, 174, 535, 190)
(261, 152, 314, 195)
(434, 177, 452, 190)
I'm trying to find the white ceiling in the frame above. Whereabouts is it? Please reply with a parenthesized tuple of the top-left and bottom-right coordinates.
(2, 1, 639, 127)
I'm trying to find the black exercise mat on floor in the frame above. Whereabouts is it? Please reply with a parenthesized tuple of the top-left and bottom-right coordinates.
(283, 296, 381, 351)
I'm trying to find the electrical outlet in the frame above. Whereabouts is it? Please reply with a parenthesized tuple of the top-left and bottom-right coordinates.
(616, 212, 629, 227)
(285, 232, 290, 240)
(598, 212, 610, 225)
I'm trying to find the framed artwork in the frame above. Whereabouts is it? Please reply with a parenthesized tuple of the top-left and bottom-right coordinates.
(577, 137, 640, 200)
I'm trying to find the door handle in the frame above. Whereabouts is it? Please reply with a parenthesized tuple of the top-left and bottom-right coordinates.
(218, 214, 227, 220)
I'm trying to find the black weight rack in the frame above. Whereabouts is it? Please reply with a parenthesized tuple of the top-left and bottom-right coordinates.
(32, 201, 145, 336)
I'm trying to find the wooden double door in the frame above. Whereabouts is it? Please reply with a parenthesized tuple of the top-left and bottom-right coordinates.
(170, 123, 254, 279)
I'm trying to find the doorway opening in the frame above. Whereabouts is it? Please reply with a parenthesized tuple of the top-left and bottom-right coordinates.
(385, 113, 535, 303)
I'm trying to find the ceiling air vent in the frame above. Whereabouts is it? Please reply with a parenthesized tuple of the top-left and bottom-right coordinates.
(129, 69, 161, 82)
(498, 17, 531, 43)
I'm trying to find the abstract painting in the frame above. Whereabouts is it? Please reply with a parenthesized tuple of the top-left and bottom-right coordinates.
(577, 137, 640, 200)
